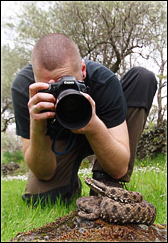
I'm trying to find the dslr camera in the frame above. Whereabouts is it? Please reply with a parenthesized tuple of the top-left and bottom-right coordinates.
(38, 76, 92, 130)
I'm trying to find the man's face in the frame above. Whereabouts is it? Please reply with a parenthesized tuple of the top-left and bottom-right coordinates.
(34, 60, 86, 84)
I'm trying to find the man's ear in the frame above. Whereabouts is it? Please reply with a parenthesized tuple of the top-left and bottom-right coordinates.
(81, 59, 86, 79)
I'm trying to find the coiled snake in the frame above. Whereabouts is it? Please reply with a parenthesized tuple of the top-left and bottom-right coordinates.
(76, 177, 156, 225)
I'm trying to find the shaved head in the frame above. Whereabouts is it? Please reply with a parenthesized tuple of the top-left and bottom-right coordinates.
(32, 33, 81, 73)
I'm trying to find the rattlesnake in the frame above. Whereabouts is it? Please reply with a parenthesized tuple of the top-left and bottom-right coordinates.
(76, 177, 156, 225)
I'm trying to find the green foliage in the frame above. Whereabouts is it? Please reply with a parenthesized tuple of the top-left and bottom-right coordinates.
(1, 150, 24, 164)
(127, 155, 167, 225)
(1, 130, 22, 152)
(1, 44, 30, 131)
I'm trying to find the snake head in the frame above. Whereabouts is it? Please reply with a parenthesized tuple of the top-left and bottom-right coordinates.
(85, 177, 143, 203)
(84, 177, 107, 196)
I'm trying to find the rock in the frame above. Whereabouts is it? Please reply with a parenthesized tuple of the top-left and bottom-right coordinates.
(10, 210, 167, 242)
(137, 121, 167, 159)
(1, 162, 20, 175)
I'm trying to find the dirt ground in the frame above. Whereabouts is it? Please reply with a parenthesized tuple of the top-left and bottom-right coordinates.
(10, 210, 167, 242)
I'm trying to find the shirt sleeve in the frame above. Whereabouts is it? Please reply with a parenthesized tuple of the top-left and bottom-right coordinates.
(93, 76, 127, 128)
(84, 59, 127, 128)
(11, 65, 34, 139)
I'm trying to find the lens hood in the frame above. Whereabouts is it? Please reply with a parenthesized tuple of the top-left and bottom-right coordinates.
(56, 89, 92, 130)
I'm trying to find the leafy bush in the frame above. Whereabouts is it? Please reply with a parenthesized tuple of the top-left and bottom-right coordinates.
(1, 150, 24, 164)
(1, 129, 22, 153)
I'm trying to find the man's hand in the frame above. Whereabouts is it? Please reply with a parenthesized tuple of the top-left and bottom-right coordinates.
(71, 92, 98, 134)
(28, 82, 56, 135)
(28, 82, 56, 120)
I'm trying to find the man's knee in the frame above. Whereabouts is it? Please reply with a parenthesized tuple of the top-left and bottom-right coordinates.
(130, 66, 157, 88)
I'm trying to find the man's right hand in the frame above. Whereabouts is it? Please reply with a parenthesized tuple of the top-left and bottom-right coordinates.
(28, 82, 56, 120)
(28, 82, 56, 135)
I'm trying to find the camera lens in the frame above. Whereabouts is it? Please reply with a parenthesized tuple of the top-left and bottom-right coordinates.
(56, 89, 92, 130)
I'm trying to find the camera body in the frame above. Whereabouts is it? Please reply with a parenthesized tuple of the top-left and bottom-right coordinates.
(38, 76, 89, 98)
(38, 76, 92, 130)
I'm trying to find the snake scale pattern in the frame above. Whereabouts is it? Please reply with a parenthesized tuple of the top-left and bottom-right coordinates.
(76, 177, 156, 225)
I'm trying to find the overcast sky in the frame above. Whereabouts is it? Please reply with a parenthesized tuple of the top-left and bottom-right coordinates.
(1, 1, 25, 46)
(1, 1, 21, 20)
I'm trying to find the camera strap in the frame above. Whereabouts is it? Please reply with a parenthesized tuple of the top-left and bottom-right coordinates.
(51, 128, 78, 155)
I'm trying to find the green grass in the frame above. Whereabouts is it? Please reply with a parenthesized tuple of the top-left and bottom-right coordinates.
(1, 154, 167, 242)
(127, 161, 167, 224)
(1, 179, 78, 242)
